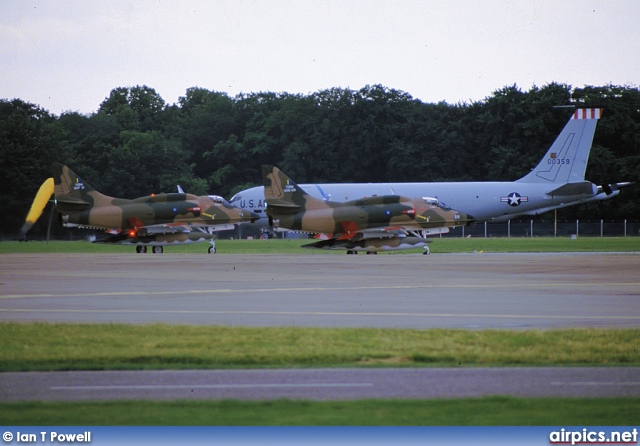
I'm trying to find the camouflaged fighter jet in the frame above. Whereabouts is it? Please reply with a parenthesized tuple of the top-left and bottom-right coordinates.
(22, 164, 258, 253)
(263, 165, 473, 254)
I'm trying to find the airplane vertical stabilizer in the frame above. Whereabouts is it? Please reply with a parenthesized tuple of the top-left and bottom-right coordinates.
(52, 163, 115, 208)
(517, 108, 602, 184)
(262, 165, 311, 209)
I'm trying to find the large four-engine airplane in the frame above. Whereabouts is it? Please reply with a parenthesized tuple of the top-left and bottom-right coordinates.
(263, 164, 473, 253)
(232, 109, 630, 233)
(21, 164, 258, 253)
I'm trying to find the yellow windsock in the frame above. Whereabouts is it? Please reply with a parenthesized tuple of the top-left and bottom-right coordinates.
(20, 177, 54, 235)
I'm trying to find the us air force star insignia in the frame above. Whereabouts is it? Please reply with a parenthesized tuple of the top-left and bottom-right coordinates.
(501, 192, 528, 207)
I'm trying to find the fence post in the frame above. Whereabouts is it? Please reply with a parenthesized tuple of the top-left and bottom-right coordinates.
(601, 219, 604, 237)
(576, 220, 579, 237)
(484, 222, 487, 238)
(530, 220, 533, 238)
(508, 220, 511, 238)
(625, 219, 627, 237)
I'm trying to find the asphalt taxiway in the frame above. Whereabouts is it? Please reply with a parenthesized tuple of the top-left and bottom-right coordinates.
(2, 367, 640, 401)
(1, 252, 639, 329)
(2, 252, 640, 402)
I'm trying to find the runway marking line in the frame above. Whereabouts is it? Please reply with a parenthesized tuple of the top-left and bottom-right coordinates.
(2, 282, 639, 299)
(551, 382, 640, 386)
(51, 383, 374, 390)
(1, 308, 639, 320)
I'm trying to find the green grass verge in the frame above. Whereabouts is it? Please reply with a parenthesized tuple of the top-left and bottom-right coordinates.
(1, 324, 638, 371)
(1, 398, 638, 425)
(1, 237, 640, 254)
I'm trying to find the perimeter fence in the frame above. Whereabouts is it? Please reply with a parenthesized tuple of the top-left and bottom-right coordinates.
(445, 219, 640, 238)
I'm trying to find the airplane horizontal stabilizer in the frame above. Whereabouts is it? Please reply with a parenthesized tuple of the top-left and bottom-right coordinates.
(53, 195, 91, 207)
(263, 198, 301, 209)
(546, 182, 596, 197)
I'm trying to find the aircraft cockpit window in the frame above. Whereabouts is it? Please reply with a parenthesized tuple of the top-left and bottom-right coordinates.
(230, 194, 241, 203)
(422, 197, 451, 210)
(209, 195, 225, 203)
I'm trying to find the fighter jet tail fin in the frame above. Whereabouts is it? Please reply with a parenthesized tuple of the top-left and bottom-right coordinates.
(262, 165, 315, 211)
(517, 108, 602, 184)
(52, 164, 113, 209)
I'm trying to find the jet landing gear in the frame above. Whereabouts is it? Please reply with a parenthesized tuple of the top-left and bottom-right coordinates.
(208, 240, 217, 254)
(135, 246, 164, 254)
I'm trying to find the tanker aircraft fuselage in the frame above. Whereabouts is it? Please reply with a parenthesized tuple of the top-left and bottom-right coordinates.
(232, 109, 629, 231)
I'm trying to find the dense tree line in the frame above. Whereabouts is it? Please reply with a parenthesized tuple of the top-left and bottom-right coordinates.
(1, 83, 639, 237)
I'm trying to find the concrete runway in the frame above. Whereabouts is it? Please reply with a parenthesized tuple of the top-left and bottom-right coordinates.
(1, 252, 639, 329)
(1, 252, 639, 402)
(2, 368, 640, 401)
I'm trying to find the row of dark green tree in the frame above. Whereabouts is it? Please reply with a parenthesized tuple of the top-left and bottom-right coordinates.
(1, 82, 639, 237)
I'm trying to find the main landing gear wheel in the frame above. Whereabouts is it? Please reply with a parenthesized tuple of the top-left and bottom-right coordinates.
(152, 246, 163, 254)
(208, 245, 217, 254)
(136, 246, 147, 253)
(423, 246, 430, 255)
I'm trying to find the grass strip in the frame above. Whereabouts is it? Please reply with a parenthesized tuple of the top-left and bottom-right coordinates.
(1, 236, 640, 254)
(1, 323, 638, 371)
(1, 398, 638, 425)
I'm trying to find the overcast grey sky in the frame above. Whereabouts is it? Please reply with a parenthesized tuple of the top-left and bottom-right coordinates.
(1, 0, 639, 115)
